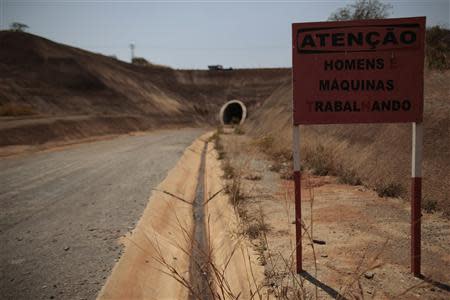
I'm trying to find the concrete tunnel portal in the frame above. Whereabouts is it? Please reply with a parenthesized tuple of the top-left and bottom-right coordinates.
(219, 100, 247, 125)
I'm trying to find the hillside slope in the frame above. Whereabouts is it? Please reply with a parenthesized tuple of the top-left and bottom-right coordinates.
(0, 31, 289, 146)
(246, 70, 450, 215)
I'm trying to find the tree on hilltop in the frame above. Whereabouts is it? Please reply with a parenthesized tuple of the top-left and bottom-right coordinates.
(10, 22, 29, 32)
(329, 0, 392, 21)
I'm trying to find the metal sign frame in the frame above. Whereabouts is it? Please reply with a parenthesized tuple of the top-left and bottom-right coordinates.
(292, 16, 425, 277)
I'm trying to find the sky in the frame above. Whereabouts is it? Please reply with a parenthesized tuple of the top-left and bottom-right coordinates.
(1, 0, 449, 69)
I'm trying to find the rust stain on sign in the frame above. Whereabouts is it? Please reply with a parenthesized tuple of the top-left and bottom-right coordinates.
(292, 17, 425, 125)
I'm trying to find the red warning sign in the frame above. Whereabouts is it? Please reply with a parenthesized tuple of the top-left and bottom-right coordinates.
(292, 17, 425, 125)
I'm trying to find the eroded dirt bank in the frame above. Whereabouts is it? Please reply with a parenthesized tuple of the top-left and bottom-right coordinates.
(0, 31, 289, 148)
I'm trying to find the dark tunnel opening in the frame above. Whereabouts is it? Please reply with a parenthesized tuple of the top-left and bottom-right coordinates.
(222, 102, 244, 125)
(219, 100, 247, 125)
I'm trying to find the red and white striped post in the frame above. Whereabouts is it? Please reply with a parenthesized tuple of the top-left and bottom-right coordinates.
(293, 125, 302, 274)
(411, 122, 423, 277)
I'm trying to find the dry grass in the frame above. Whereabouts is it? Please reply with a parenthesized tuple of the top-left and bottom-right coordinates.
(233, 126, 245, 135)
(147, 149, 268, 299)
(222, 134, 309, 298)
(268, 163, 282, 173)
(0, 104, 35, 116)
(336, 165, 362, 186)
(375, 181, 405, 198)
(426, 26, 450, 70)
(210, 129, 225, 160)
(303, 144, 334, 176)
(423, 197, 438, 213)
(215, 131, 246, 210)
(146, 215, 259, 299)
(222, 160, 235, 180)
(257, 138, 364, 187)
(249, 172, 396, 299)
(244, 173, 262, 181)
(255, 136, 362, 186)
(245, 65, 450, 217)
(253, 135, 275, 155)
(253, 135, 296, 181)
(130, 161, 266, 300)
(224, 174, 243, 207)
(227, 132, 433, 298)
(244, 208, 270, 240)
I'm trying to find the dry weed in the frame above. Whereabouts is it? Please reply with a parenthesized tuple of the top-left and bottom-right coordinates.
(0, 104, 35, 116)
(375, 181, 404, 198)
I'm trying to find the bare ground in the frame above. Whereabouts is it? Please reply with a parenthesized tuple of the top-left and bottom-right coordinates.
(221, 132, 450, 299)
(0, 128, 204, 300)
(1, 31, 289, 148)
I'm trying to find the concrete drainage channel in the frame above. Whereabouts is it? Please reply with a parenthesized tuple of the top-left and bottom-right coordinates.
(189, 142, 214, 299)
(96, 134, 261, 299)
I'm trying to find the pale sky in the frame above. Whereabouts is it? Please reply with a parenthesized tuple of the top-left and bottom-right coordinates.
(1, 1, 449, 69)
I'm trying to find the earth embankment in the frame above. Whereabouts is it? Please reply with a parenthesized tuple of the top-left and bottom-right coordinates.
(245, 70, 450, 215)
(0, 31, 289, 147)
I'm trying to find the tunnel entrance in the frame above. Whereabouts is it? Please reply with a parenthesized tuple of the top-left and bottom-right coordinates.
(219, 100, 247, 125)
(223, 103, 242, 124)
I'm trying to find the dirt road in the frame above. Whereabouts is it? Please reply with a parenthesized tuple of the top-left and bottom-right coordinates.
(0, 128, 204, 300)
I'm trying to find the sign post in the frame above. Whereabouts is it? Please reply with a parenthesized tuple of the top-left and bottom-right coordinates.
(292, 17, 425, 276)
(292, 125, 302, 272)
(411, 122, 423, 276)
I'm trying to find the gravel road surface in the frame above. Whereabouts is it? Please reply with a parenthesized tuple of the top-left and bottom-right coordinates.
(0, 128, 204, 300)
